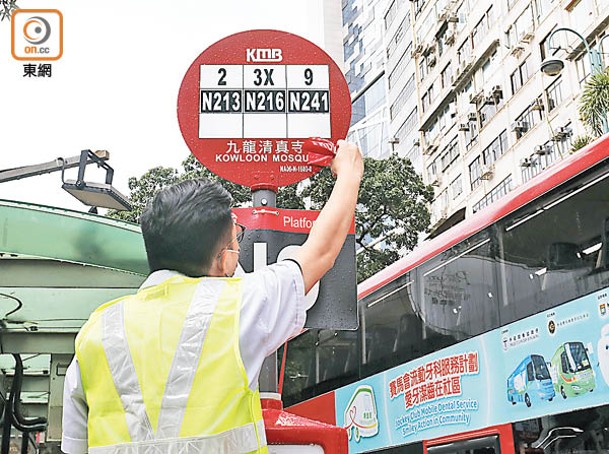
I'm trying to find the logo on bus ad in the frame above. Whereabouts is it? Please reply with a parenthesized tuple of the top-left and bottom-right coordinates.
(11, 9, 63, 61)
(344, 385, 379, 443)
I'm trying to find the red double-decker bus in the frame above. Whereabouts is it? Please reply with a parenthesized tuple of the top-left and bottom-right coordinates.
(284, 134, 609, 453)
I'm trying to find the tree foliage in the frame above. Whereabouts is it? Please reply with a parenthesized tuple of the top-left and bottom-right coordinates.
(0, 0, 18, 21)
(570, 135, 593, 154)
(302, 154, 433, 281)
(579, 68, 609, 137)
(108, 153, 432, 282)
(108, 167, 179, 222)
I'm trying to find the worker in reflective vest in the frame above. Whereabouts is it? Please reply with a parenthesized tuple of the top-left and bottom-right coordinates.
(61, 140, 363, 453)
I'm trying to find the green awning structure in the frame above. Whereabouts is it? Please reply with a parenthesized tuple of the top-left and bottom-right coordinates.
(0, 199, 148, 274)
(0, 199, 149, 440)
(0, 198, 148, 341)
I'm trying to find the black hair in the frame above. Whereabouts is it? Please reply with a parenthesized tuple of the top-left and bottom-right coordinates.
(140, 178, 233, 277)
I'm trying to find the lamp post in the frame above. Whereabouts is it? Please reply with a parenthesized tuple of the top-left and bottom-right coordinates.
(540, 27, 609, 134)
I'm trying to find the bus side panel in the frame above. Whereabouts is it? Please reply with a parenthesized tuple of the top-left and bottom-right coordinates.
(288, 391, 337, 425)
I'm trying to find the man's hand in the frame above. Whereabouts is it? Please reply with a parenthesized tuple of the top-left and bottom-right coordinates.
(331, 140, 364, 182)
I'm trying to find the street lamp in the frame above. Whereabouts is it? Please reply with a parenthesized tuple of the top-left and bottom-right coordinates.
(62, 149, 132, 211)
(540, 58, 564, 77)
(540, 27, 609, 133)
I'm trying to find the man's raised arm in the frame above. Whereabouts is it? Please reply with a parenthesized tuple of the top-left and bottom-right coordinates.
(295, 140, 364, 294)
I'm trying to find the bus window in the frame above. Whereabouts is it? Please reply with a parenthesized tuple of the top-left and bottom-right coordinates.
(427, 435, 500, 454)
(283, 329, 319, 402)
(415, 229, 500, 343)
(499, 169, 609, 325)
(316, 330, 358, 385)
(361, 271, 420, 376)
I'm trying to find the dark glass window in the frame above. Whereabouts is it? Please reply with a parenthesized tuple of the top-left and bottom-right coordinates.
(360, 272, 421, 377)
(414, 229, 500, 342)
(498, 166, 609, 325)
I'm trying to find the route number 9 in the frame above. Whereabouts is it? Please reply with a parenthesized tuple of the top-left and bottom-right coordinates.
(304, 68, 313, 86)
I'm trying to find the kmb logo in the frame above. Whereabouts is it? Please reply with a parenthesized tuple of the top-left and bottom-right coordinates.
(245, 48, 282, 63)
(11, 9, 63, 61)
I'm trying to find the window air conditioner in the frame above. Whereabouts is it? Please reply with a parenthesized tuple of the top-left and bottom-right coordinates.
(469, 91, 482, 104)
(511, 121, 528, 132)
(491, 85, 503, 99)
(480, 164, 494, 180)
(445, 31, 455, 45)
(519, 29, 535, 44)
(510, 44, 525, 56)
(520, 157, 534, 168)
(458, 123, 470, 131)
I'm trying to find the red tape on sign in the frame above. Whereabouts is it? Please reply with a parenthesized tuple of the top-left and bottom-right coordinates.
(302, 137, 337, 168)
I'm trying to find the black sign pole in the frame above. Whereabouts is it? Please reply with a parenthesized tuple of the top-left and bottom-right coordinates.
(252, 188, 278, 393)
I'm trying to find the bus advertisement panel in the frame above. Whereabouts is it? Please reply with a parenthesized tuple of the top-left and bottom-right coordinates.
(334, 287, 609, 453)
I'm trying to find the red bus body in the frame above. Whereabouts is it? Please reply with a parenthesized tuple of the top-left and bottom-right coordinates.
(286, 134, 609, 453)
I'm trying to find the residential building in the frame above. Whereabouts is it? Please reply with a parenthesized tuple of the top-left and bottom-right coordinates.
(385, 0, 609, 235)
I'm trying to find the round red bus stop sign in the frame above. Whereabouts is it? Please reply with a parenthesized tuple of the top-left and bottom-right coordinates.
(177, 29, 351, 189)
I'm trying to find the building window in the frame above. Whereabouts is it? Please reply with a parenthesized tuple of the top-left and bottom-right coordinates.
(389, 50, 409, 89)
(520, 154, 542, 182)
(575, 55, 591, 86)
(440, 137, 460, 171)
(387, 19, 406, 60)
(545, 76, 563, 112)
(458, 38, 473, 63)
(455, 1, 470, 33)
(511, 5, 534, 46)
(513, 99, 543, 140)
(481, 50, 499, 85)
(390, 75, 415, 120)
(482, 130, 509, 165)
(486, 5, 495, 27)
(521, 123, 574, 182)
(419, 59, 428, 81)
(384, 0, 398, 30)
(510, 57, 532, 95)
(422, 93, 429, 113)
(427, 158, 438, 181)
(395, 107, 418, 143)
(469, 156, 482, 190)
(421, 84, 435, 113)
(351, 76, 387, 127)
(465, 116, 479, 150)
(472, 175, 513, 213)
(450, 176, 463, 199)
(534, 0, 552, 23)
(441, 64, 453, 89)
(539, 27, 560, 61)
(472, 8, 493, 50)
(477, 86, 503, 129)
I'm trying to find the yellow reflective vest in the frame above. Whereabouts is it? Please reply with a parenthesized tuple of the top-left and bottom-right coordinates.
(75, 275, 268, 453)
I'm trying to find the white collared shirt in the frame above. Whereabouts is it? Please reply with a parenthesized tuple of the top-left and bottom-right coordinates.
(61, 260, 305, 454)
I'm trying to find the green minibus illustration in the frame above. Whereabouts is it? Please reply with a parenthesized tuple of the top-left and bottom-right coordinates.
(550, 341, 595, 398)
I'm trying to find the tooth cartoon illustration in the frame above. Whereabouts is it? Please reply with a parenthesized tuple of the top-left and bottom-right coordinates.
(597, 324, 609, 386)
